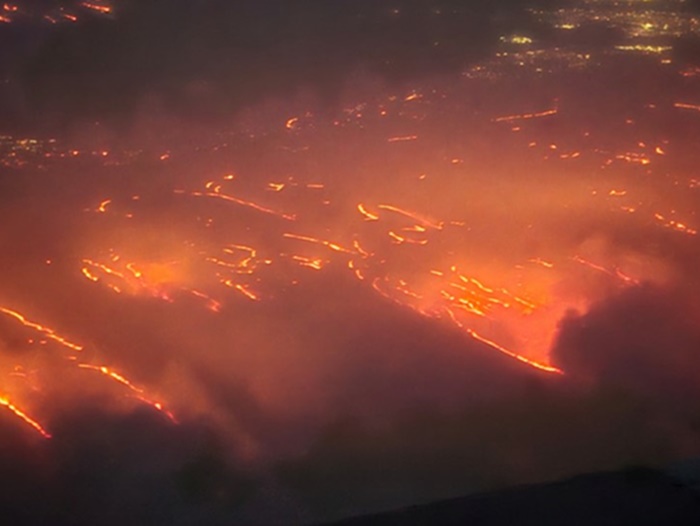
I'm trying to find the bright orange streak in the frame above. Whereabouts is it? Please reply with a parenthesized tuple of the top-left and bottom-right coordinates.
(443, 309, 563, 374)
(227, 244, 256, 255)
(468, 329, 563, 374)
(188, 289, 222, 312)
(81, 2, 112, 14)
(0, 307, 83, 352)
(652, 213, 698, 236)
(190, 191, 296, 221)
(283, 233, 354, 253)
(82, 259, 125, 279)
(388, 231, 428, 245)
(125, 263, 142, 278)
(357, 204, 379, 221)
(493, 108, 558, 123)
(461, 275, 494, 294)
(134, 395, 178, 423)
(377, 204, 443, 230)
(387, 135, 418, 142)
(352, 240, 372, 258)
(292, 255, 325, 270)
(81, 267, 99, 282)
(234, 284, 259, 301)
(528, 258, 555, 269)
(0, 397, 51, 438)
(674, 102, 700, 112)
(78, 364, 144, 393)
(573, 256, 639, 284)
(97, 199, 111, 212)
(78, 365, 176, 422)
(222, 280, 260, 301)
(388, 231, 404, 243)
(512, 296, 537, 311)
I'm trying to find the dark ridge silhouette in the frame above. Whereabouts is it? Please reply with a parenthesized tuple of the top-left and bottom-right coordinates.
(321, 467, 700, 526)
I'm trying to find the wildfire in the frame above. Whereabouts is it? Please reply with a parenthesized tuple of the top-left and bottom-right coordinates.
(5, 4, 699, 445)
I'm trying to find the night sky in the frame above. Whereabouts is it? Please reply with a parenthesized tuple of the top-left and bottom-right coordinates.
(1, 1, 700, 524)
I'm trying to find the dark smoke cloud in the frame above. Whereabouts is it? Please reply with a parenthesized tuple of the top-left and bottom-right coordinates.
(553, 283, 700, 406)
(270, 280, 700, 522)
(0, 408, 257, 526)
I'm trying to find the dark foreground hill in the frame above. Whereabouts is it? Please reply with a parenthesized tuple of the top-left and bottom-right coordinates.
(323, 467, 700, 526)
